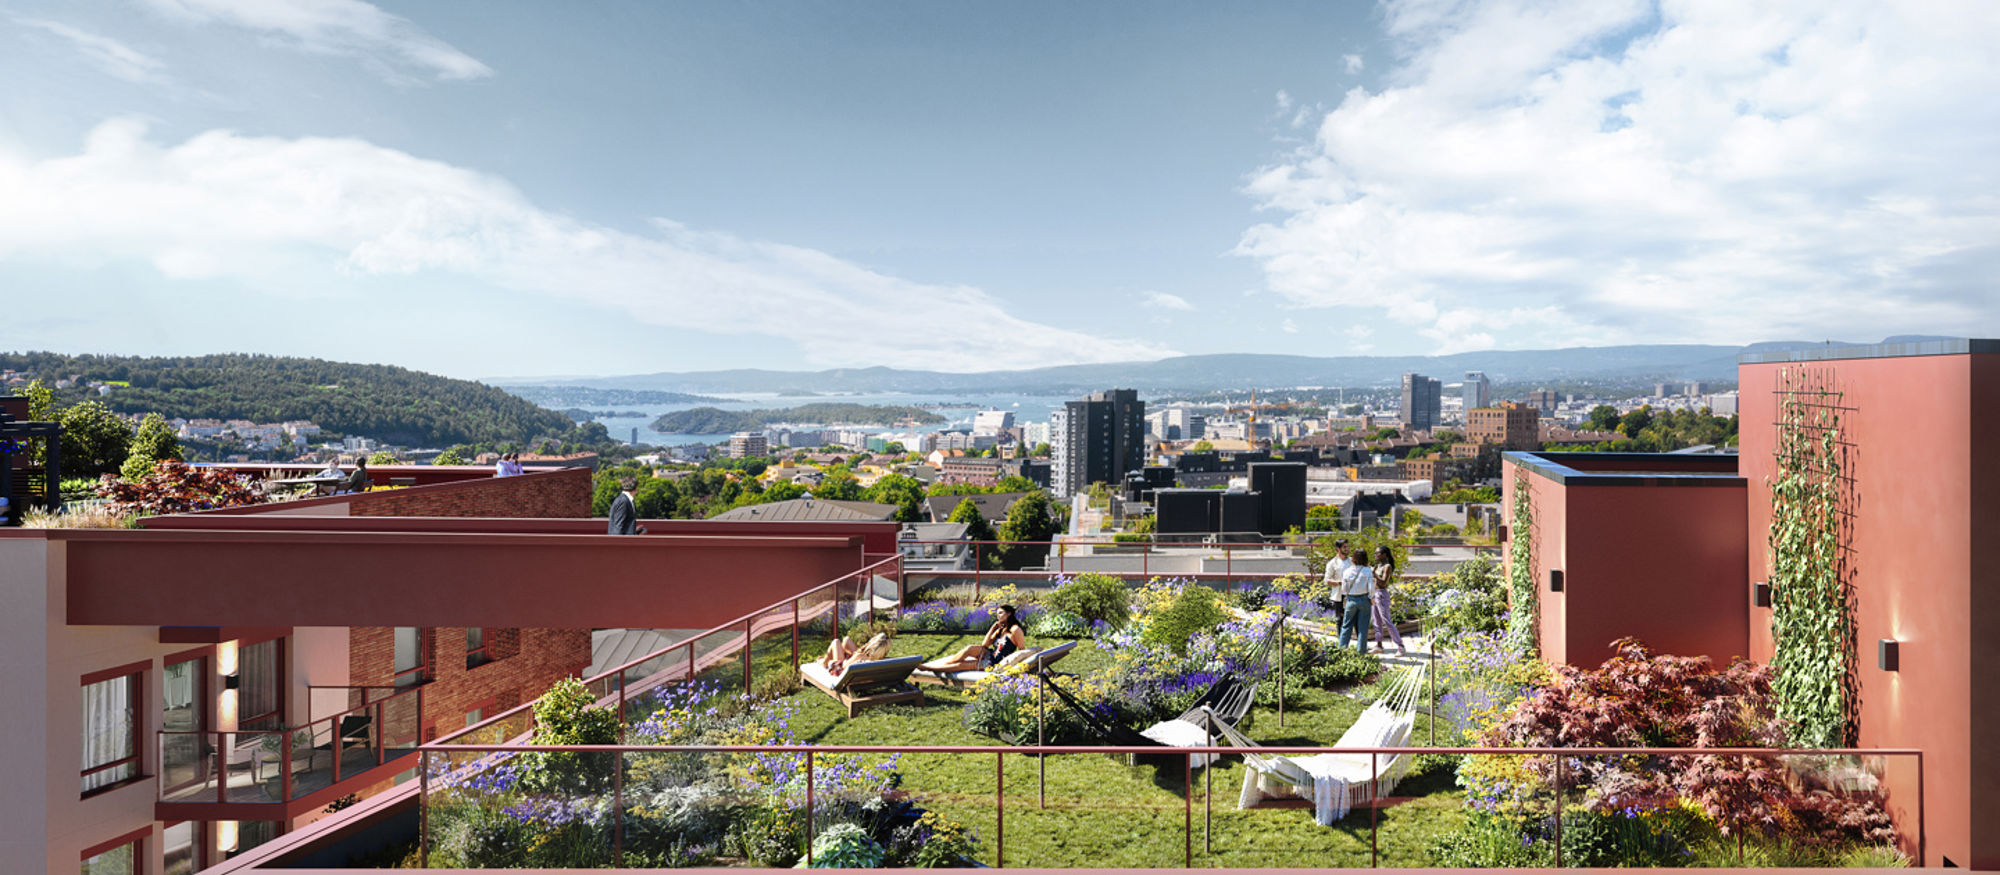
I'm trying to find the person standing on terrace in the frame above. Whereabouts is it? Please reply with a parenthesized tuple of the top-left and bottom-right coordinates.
(1336, 549, 1375, 653)
(607, 474, 645, 535)
(1321, 538, 1354, 593)
(1369, 545, 1407, 656)
(919, 604, 1025, 673)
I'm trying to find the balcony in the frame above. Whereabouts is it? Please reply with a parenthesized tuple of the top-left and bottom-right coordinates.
(156, 684, 423, 820)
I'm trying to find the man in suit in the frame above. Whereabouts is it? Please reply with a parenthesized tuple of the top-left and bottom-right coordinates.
(607, 474, 645, 535)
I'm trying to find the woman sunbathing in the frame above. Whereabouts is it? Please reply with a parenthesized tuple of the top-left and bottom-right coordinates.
(919, 605, 1026, 673)
(819, 632, 891, 676)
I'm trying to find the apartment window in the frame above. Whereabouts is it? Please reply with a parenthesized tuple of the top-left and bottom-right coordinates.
(393, 627, 428, 687)
(81, 664, 144, 796)
(80, 827, 149, 875)
(237, 639, 282, 732)
(163, 822, 202, 875)
(465, 628, 492, 669)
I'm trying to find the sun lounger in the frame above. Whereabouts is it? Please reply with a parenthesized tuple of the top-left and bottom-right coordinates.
(800, 654, 925, 717)
(911, 641, 1079, 688)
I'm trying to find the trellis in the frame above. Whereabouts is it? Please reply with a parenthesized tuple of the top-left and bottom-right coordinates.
(1506, 468, 1539, 657)
(1767, 365, 1858, 748)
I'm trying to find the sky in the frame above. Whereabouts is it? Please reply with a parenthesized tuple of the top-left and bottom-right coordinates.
(1, 0, 1995, 380)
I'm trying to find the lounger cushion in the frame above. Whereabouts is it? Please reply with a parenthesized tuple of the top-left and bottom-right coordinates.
(1141, 718, 1220, 768)
(801, 655, 921, 693)
(994, 647, 1041, 670)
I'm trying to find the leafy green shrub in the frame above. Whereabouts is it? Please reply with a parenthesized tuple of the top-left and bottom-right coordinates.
(798, 823, 886, 868)
(434, 804, 532, 868)
(1428, 812, 1551, 867)
(1558, 806, 1691, 868)
(622, 786, 730, 867)
(1409, 555, 1508, 649)
(888, 811, 981, 868)
(1042, 572, 1130, 630)
(732, 803, 807, 867)
(1139, 584, 1226, 655)
(1028, 610, 1089, 638)
(1284, 641, 1381, 690)
(519, 678, 621, 794)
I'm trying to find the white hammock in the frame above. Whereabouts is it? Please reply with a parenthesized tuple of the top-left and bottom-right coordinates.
(1208, 661, 1426, 826)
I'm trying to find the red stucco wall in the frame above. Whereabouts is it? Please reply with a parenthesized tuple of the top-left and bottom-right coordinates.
(1740, 351, 1995, 868)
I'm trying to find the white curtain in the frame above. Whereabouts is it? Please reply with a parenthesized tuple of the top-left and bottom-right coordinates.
(80, 674, 135, 793)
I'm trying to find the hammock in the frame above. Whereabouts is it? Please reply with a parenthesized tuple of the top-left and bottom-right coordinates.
(1209, 661, 1427, 825)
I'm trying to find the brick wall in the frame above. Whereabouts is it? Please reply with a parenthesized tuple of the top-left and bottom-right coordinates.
(349, 467, 593, 519)
(349, 626, 591, 740)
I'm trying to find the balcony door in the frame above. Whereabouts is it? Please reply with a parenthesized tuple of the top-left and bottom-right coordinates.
(238, 639, 283, 731)
(161, 655, 207, 792)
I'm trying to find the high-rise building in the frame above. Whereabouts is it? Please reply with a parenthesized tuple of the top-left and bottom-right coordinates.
(1050, 388, 1144, 498)
(1463, 371, 1492, 413)
(1400, 373, 1441, 431)
(1528, 389, 1560, 414)
(727, 431, 768, 458)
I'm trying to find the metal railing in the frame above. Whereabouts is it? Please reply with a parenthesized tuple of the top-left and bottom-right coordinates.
(157, 683, 424, 805)
(411, 741, 1923, 869)
(432, 553, 907, 749)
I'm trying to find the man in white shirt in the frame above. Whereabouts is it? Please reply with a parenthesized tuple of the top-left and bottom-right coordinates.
(1335, 542, 1376, 653)
(1321, 539, 1353, 589)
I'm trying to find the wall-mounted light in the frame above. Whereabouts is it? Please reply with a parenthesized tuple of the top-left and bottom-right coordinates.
(1548, 569, 1564, 592)
(222, 674, 240, 691)
(217, 820, 239, 854)
(216, 640, 239, 678)
(1879, 639, 1899, 672)
(1753, 580, 1771, 608)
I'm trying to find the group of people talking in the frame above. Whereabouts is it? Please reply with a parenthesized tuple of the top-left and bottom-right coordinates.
(1324, 539, 1406, 656)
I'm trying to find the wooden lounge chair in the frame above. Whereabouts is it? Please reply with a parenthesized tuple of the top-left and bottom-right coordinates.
(911, 641, 1079, 689)
(800, 654, 925, 717)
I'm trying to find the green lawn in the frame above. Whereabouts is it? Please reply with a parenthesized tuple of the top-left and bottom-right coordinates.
(781, 633, 1469, 868)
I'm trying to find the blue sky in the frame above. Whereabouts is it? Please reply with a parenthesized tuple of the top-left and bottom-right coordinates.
(2, 1, 1995, 380)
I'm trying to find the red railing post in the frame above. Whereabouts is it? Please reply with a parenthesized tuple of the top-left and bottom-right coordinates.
(805, 750, 816, 866)
(418, 750, 429, 868)
(792, 600, 801, 674)
(217, 732, 225, 804)
(1917, 751, 1926, 866)
(280, 731, 293, 801)
(1370, 751, 1379, 867)
(974, 543, 983, 601)
(742, 619, 753, 694)
(1183, 754, 1193, 868)
(995, 751, 1005, 868)
(1554, 754, 1564, 868)
(613, 750, 625, 867)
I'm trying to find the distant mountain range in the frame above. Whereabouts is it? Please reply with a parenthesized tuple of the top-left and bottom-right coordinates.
(492, 337, 1959, 395)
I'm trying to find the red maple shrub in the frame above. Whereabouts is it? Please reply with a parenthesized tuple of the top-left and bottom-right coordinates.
(99, 460, 267, 516)
(1480, 637, 1893, 847)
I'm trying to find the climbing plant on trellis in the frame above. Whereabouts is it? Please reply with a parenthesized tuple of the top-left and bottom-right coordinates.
(1506, 468, 1539, 656)
(1768, 365, 1858, 748)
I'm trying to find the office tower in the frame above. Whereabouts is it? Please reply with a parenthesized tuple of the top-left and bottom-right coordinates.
(1050, 388, 1144, 498)
(1399, 373, 1441, 431)
(1463, 371, 1492, 413)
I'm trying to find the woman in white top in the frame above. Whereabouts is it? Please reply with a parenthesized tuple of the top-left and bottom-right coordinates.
(1336, 554, 1375, 653)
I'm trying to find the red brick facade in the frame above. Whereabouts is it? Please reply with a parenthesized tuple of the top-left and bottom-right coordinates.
(350, 467, 593, 519)
(349, 626, 591, 740)
(349, 466, 597, 738)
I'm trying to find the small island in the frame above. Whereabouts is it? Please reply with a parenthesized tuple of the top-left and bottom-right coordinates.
(652, 403, 947, 434)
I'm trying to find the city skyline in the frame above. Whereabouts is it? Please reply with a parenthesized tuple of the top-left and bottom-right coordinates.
(2, 1, 1995, 380)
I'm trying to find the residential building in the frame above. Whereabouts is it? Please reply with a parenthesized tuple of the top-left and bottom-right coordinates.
(727, 432, 769, 459)
(1525, 389, 1559, 414)
(709, 497, 896, 522)
(1050, 388, 1144, 498)
(1466, 401, 1539, 450)
(1399, 373, 1441, 431)
(1462, 371, 1491, 413)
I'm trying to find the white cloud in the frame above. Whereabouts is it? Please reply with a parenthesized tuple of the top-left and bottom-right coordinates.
(140, 0, 492, 83)
(1142, 291, 1195, 311)
(1237, 0, 2000, 350)
(1274, 90, 1294, 113)
(1281, 318, 1298, 333)
(18, 18, 165, 84)
(0, 119, 1174, 371)
(1342, 53, 1364, 74)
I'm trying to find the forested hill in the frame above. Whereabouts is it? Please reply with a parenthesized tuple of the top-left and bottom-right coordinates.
(2, 352, 575, 447)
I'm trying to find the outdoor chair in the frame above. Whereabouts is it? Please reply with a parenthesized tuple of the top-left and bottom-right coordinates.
(800, 654, 925, 717)
(911, 640, 1078, 688)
